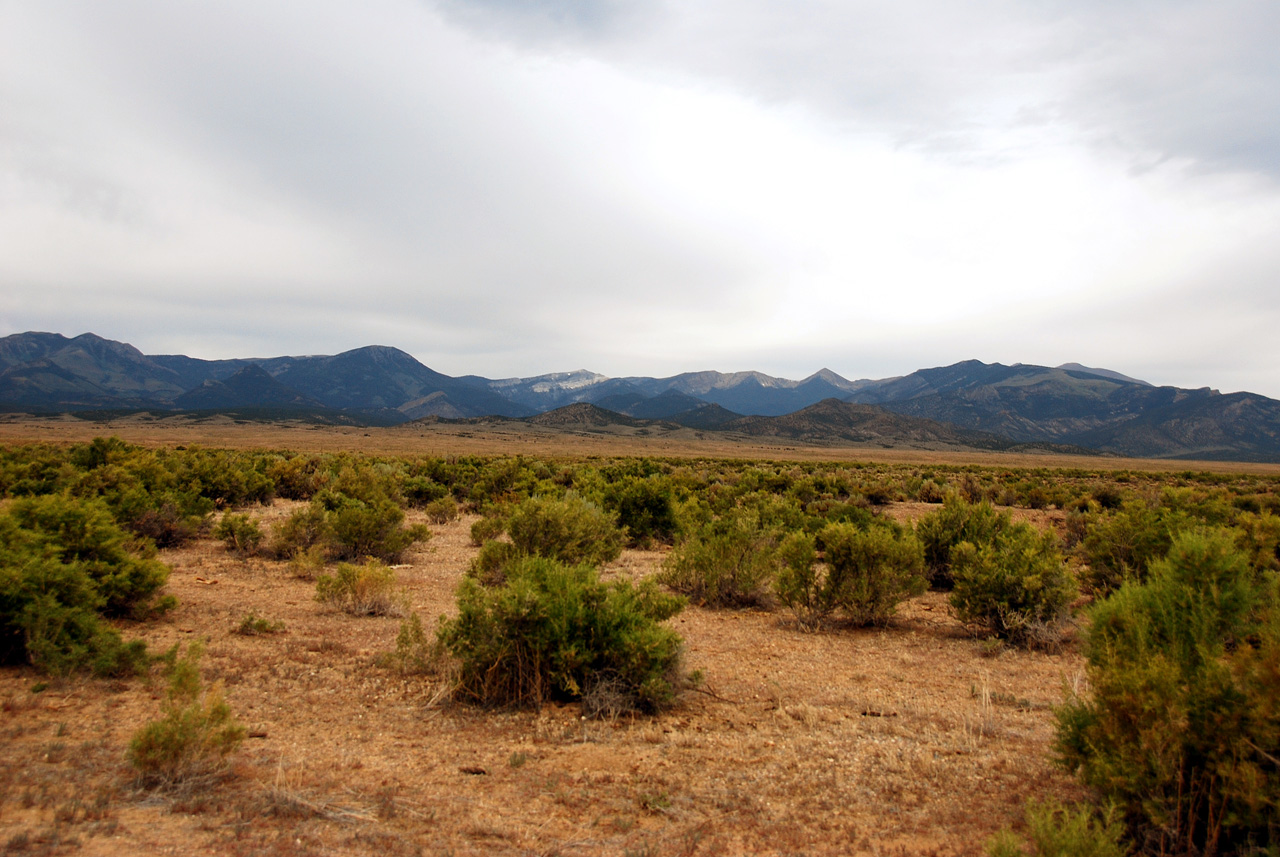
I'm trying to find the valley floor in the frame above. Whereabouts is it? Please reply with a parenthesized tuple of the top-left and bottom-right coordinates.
(2, 505, 1086, 856)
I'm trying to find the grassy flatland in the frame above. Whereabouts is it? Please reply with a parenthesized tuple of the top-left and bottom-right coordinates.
(3, 413, 1279, 473)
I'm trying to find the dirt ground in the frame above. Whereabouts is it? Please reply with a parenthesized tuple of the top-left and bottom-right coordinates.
(1, 496, 1090, 857)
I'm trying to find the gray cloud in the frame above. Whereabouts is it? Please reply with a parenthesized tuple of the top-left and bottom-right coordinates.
(3, 1, 1280, 397)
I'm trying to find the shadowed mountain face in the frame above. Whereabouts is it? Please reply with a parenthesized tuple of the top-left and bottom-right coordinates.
(3, 332, 1279, 460)
(172, 365, 324, 410)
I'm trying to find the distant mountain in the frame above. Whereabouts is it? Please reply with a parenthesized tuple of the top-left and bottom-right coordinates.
(3, 331, 1279, 461)
(0, 332, 184, 408)
(526, 403, 653, 430)
(1056, 363, 1152, 387)
(841, 359, 1280, 461)
(594, 388, 711, 420)
(621, 368, 871, 416)
(267, 345, 528, 419)
(173, 365, 323, 410)
(720, 399, 1018, 450)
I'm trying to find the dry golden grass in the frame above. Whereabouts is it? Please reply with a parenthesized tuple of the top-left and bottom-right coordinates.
(4, 412, 1278, 473)
(1, 498, 1090, 856)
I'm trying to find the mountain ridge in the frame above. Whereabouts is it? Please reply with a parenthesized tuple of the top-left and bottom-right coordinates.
(2, 331, 1277, 461)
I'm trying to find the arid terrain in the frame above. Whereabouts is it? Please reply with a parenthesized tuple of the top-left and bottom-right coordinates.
(5, 415, 1269, 856)
(2, 502, 1086, 856)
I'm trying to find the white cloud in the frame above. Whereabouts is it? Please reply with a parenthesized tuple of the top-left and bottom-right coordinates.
(2, 0, 1279, 396)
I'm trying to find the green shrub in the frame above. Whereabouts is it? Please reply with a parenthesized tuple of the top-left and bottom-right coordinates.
(327, 497, 429, 562)
(506, 494, 623, 567)
(1078, 501, 1187, 595)
(424, 496, 459, 524)
(916, 497, 1011, 589)
(233, 612, 285, 636)
(776, 524, 926, 630)
(270, 496, 428, 563)
(269, 504, 330, 559)
(7, 494, 171, 618)
(468, 539, 520, 586)
(381, 612, 439, 675)
(950, 523, 1076, 648)
(315, 561, 406, 617)
(1236, 510, 1280, 574)
(0, 496, 164, 675)
(470, 514, 507, 546)
(605, 476, 680, 547)
(657, 509, 780, 608)
(438, 556, 685, 713)
(1056, 529, 1280, 855)
(214, 513, 263, 555)
(128, 641, 246, 790)
(986, 800, 1127, 857)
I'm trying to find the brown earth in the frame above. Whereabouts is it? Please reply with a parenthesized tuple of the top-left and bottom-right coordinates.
(1, 496, 1091, 856)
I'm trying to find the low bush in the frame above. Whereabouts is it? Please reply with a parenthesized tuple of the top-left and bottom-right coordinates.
(468, 539, 520, 586)
(233, 612, 285, 636)
(1078, 501, 1187, 594)
(214, 512, 263, 555)
(657, 509, 780, 608)
(1056, 529, 1280, 855)
(950, 523, 1076, 648)
(986, 800, 1127, 857)
(315, 561, 406, 617)
(470, 514, 507, 547)
(438, 556, 686, 713)
(128, 641, 246, 790)
(779, 522, 926, 630)
(605, 476, 680, 547)
(381, 612, 438, 676)
(916, 497, 1011, 589)
(506, 494, 623, 567)
(424, 496, 459, 524)
(0, 495, 165, 675)
(270, 495, 429, 563)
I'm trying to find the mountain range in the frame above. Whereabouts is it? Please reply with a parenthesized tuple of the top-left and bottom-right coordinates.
(2, 331, 1277, 462)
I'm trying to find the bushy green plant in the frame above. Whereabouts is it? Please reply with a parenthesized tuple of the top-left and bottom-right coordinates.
(605, 476, 680, 547)
(986, 800, 1127, 857)
(214, 512, 263, 555)
(0, 496, 165, 676)
(438, 556, 686, 713)
(1078, 501, 1188, 595)
(468, 539, 520, 586)
(424, 496, 459, 524)
(1056, 529, 1280, 855)
(7, 494, 171, 618)
(776, 523, 925, 629)
(657, 509, 780, 608)
(916, 497, 1011, 589)
(128, 641, 246, 790)
(950, 523, 1076, 648)
(470, 513, 507, 546)
(381, 612, 439, 675)
(506, 493, 623, 567)
(315, 561, 406, 617)
(233, 612, 285, 636)
(270, 495, 428, 563)
(327, 497, 428, 562)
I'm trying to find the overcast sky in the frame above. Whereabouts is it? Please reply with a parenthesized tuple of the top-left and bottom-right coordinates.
(3, 1, 1279, 395)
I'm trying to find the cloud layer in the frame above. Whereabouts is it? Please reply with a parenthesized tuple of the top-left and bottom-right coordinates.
(3, 1, 1278, 395)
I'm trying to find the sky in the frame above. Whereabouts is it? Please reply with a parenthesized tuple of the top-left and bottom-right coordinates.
(2, 1, 1279, 396)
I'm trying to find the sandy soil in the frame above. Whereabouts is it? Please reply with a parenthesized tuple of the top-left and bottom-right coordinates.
(1, 500, 1089, 856)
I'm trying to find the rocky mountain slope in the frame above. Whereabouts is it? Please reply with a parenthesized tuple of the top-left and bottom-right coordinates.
(2, 331, 1277, 460)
